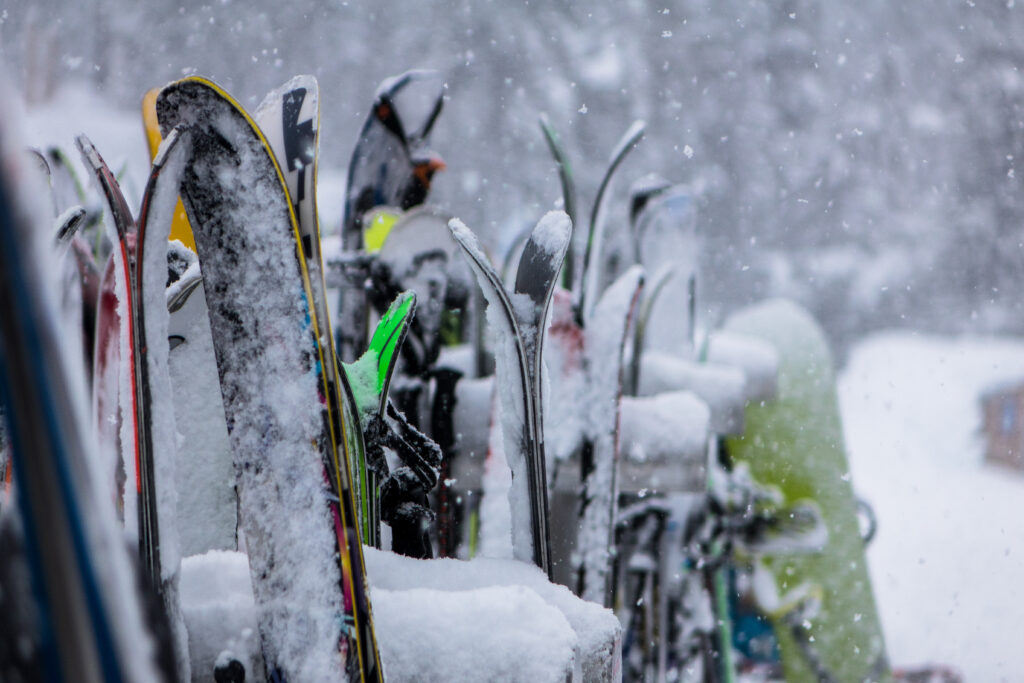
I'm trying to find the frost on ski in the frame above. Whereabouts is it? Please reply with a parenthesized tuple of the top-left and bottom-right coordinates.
(160, 84, 345, 679)
(365, 548, 621, 682)
(138, 128, 195, 679)
(478, 393, 514, 560)
(343, 348, 380, 420)
(577, 265, 643, 606)
(528, 210, 573, 260)
(544, 290, 586, 466)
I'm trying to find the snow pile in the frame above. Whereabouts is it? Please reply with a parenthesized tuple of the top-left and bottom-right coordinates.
(839, 332, 1024, 681)
(365, 547, 621, 682)
(705, 330, 779, 402)
(179, 551, 261, 682)
(618, 391, 709, 494)
(637, 350, 747, 435)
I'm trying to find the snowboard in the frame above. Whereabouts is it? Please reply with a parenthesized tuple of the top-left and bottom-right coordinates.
(724, 299, 890, 683)
(336, 70, 445, 364)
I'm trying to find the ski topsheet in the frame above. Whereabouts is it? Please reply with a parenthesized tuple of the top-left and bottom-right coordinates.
(0, 87, 163, 683)
(449, 211, 572, 578)
(156, 76, 382, 682)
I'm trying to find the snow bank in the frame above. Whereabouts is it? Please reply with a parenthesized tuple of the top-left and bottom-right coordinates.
(365, 547, 621, 682)
(618, 391, 709, 494)
(839, 332, 1024, 681)
(705, 330, 779, 402)
(637, 350, 747, 434)
(179, 551, 261, 683)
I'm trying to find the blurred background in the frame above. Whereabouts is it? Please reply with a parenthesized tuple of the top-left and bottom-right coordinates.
(5, 0, 1024, 358)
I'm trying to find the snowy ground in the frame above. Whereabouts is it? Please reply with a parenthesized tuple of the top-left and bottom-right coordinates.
(839, 332, 1024, 682)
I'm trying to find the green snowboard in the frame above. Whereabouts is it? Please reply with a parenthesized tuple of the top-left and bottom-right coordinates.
(724, 299, 890, 683)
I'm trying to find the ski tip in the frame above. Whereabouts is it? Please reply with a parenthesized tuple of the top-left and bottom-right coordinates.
(625, 119, 647, 139)
(150, 126, 184, 168)
(74, 133, 100, 167)
(393, 288, 416, 315)
(447, 217, 472, 243)
(255, 74, 319, 119)
(377, 68, 439, 99)
(532, 210, 572, 255)
(608, 120, 646, 163)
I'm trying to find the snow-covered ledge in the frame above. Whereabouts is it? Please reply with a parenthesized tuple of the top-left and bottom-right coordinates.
(365, 548, 621, 682)
(179, 548, 621, 682)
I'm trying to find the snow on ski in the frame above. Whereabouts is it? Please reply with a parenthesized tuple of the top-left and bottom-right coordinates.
(81, 127, 195, 677)
(156, 76, 381, 682)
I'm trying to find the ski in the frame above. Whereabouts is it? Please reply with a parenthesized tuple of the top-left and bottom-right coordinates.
(342, 290, 417, 547)
(538, 114, 578, 288)
(578, 120, 645, 323)
(142, 86, 195, 252)
(449, 211, 571, 578)
(0, 99, 164, 682)
(78, 133, 162, 584)
(156, 76, 382, 682)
